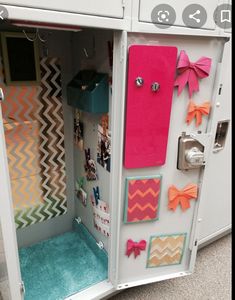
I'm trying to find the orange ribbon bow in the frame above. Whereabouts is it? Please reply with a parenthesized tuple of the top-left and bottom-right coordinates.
(168, 184, 198, 211)
(186, 100, 211, 127)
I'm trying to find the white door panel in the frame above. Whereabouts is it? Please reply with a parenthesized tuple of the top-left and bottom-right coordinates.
(114, 33, 226, 288)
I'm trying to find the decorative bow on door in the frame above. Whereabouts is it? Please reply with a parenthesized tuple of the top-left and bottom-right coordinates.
(186, 100, 211, 127)
(126, 239, 147, 258)
(168, 184, 198, 211)
(175, 50, 212, 97)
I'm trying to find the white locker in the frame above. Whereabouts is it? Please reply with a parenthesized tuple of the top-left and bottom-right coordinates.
(0, 3, 231, 300)
(198, 39, 231, 246)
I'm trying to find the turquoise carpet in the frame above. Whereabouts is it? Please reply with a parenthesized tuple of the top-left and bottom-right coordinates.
(19, 223, 108, 300)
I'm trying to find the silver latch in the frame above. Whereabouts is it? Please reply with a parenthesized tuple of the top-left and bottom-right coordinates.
(0, 88, 4, 102)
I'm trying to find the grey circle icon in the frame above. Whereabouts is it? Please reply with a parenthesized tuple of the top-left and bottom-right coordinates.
(151, 4, 176, 29)
(182, 4, 207, 28)
(214, 4, 232, 30)
(0, 6, 8, 21)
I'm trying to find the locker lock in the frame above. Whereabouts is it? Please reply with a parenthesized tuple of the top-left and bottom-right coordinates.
(177, 133, 206, 170)
(185, 147, 205, 166)
(135, 77, 144, 87)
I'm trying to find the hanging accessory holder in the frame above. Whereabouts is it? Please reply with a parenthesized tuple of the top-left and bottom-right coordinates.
(126, 239, 147, 258)
(91, 187, 110, 237)
(168, 184, 198, 211)
(174, 50, 212, 97)
(67, 70, 109, 114)
(186, 100, 211, 127)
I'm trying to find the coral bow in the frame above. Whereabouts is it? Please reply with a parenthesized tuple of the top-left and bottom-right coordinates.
(168, 184, 198, 211)
(126, 239, 146, 258)
(186, 100, 211, 127)
(175, 50, 212, 97)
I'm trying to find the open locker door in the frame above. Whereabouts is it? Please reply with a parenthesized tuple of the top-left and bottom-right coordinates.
(111, 34, 226, 290)
(0, 96, 23, 300)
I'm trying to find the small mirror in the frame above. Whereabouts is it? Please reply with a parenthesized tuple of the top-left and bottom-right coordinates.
(1, 32, 40, 86)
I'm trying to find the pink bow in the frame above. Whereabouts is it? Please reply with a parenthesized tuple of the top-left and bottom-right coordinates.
(175, 50, 212, 97)
(126, 239, 146, 258)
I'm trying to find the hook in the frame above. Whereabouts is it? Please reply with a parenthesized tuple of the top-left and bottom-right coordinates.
(83, 36, 95, 58)
(22, 29, 47, 43)
(23, 30, 37, 42)
(37, 30, 47, 43)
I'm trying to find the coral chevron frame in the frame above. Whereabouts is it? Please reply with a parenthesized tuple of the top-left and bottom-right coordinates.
(123, 175, 162, 224)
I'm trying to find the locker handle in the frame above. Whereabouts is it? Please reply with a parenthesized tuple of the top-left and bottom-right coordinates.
(213, 120, 229, 153)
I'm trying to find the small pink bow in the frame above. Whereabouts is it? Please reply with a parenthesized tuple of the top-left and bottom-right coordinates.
(175, 50, 212, 97)
(186, 100, 211, 127)
(126, 239, 147, 258)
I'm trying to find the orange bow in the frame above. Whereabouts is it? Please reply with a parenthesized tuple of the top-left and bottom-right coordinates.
(168, 184, 198, 211)
(186, 100, 211, 127)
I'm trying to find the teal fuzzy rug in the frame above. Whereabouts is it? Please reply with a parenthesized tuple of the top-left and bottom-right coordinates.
(19, 223, 108, 300)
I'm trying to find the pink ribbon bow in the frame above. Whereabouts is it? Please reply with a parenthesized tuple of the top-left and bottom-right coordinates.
(175, 50, 212, 97)
(126, 239, 147, 258)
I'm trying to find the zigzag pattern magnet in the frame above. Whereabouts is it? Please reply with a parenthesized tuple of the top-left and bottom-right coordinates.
(0, 57, 67, 229)
(124, 176, 161, 223)
(147, 234, 186, 268)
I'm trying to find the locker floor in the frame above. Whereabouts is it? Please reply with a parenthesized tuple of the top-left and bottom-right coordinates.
(19, 223, 108, 300)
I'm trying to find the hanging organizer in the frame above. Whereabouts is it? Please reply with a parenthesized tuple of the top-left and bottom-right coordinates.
(67, 70, 109, 113)
(91, 193, 110, 237)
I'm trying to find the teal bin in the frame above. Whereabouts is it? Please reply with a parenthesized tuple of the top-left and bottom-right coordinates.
(67, 70, 109, 113)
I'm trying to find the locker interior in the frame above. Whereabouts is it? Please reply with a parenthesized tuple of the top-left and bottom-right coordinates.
(0, 23, 113, 300)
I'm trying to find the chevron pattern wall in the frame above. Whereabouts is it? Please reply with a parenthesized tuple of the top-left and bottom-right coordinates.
(147, 234, 186, 268)
(124, 176, 161, 223)
(0, 57, 67, 229)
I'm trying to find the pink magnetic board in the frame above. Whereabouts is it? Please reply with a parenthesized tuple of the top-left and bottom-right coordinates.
(124, 45, 177, 168)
